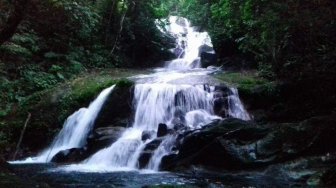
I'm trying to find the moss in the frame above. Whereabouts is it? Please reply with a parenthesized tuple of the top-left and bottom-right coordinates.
(215, 71, 277, 96)
(215, 72, 266, 88)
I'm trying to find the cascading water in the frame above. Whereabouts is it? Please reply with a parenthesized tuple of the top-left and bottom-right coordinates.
(77, 16, 249, 171)
(164, 16, 213, 70)
(228, 88, 251, 121)
(12, 16, 250, 172)
(11, 85, 116, 163)
(81, 83, 218, 170)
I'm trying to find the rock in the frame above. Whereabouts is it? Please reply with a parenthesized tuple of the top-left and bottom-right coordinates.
(141, 130, 155, 141)
(173, 123, 185, 131)
(94, 85, 133, 128)
(87, 126, 125, 152)
(199, 44, 214, 55)
(138, 152, 152, 169)
(213, 85, 233, 117)
(51, 148, 87, 163)
(157, 123, 168, 137)
(176, 17, 187, 27)
(160, 154, 178, 170)
(166, 114, 336, 171)
(200, 52, 217, 67)
(190, 58, 201, 68)
(138, 138, 163, 168)
(213, 97, 229, 117)
(214, 85, 233, 96)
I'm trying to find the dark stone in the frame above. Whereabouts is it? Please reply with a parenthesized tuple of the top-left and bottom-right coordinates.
(51, 148, 87, 163)
(87, 126, 125, 153)
(166, 114, 336, 171)
(160, 154, 178, 170)
(214, 85, 233, 96)
(212, 85, 233, 118)
(157, 123, 168, 137)
(138, 152, 152, 169)
(94, 85, 133, 128)
(199, 44, 214, 55)
(213, 97, 229, 117)
(141, 130, 155, 141)
(138, 138, 163, 168)
(173, 123, 185, 131)
(200, 52, 217, 67)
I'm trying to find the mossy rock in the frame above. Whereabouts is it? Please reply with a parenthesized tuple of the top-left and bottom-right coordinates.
(1, 71, 135, 158)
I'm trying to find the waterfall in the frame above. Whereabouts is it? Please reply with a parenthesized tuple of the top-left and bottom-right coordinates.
(11, 85, 116, 163)
(11, 16, 251, 172)
(228, 88, 251, 121)
(164, 16, 213, 70)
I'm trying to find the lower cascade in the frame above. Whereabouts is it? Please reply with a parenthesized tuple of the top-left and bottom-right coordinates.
(11, 16, 251, 172)
(12, 85, 116, 163)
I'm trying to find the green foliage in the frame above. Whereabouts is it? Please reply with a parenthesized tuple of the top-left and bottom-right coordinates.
(0, 44, 32, 59)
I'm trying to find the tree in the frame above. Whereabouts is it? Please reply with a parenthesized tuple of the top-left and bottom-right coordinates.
(0, 0, 30, 46)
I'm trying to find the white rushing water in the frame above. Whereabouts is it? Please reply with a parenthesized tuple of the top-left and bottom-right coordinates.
(11, 16, 250, 172)
(10, 85, 116, 164)
(82, 83, 218, 169)
(164, 16, 213, 70)
(228, 88, 251, 121)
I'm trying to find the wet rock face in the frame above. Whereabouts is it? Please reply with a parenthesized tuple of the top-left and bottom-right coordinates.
(212, 85, 233, 118)
(94, 85, 133, 128)
(157, 123, 168, 137)
(138, 138, 163, 169)
(87, 126, 126, 151)
(161, 114, 336, 172)
(141, 130, 155, 141)
(51, 148, 87, 163)
(52, 126, 126, 164)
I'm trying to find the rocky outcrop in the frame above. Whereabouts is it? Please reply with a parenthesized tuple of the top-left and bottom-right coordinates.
(94, 85, 134, 128)
(212, 85, 233, 118)
(157, 123, 168, 137)
(161, 114, 336, 172)
(87, 126, 126, 151)
(198, 44, 217, 67)
(51, 148, 87, 163)
(138, 138, 163, 169)
(51, 126, 126, 164)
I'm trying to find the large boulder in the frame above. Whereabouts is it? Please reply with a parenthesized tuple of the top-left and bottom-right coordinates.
(212, 85, 233, 118)
(157, 123, 168, 137)
(94, 85, 134, 128)
(51, 148, 87, 163)
(138, 138, 163, 169)
(87, 126, 126, 152)
(162, 114, 336, 171)
(200, 52, 217, 68)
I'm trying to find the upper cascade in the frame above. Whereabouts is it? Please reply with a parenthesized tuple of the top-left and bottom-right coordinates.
(161, 16, 214, 70)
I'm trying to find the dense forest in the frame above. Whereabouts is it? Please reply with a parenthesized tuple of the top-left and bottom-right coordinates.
(0, 0, 336, 186)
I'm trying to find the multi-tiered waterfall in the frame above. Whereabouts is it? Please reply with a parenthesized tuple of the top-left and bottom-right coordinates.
(11, 16, 250, 171)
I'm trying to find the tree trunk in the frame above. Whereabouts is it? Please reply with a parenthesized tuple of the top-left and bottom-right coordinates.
(0, 0, 30, 46)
